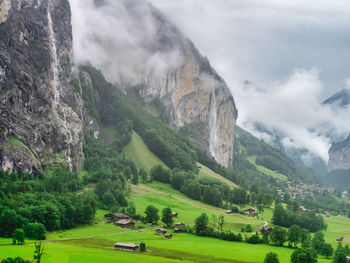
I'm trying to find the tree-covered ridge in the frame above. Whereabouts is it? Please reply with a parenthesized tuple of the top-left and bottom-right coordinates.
(235, 126, 320, 184)
(0, 170, 97, 239)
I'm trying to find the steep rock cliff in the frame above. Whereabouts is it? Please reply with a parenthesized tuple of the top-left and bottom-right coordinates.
(71, 0, 238, 167)
(0, 0, 83, 174)
(328, 136, 350, 172)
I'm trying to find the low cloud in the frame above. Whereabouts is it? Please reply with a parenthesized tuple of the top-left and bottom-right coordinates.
(237, 69, 350, 162)
(70, 0, 184, 85)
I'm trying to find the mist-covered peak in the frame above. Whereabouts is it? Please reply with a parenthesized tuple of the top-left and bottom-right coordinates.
(323, 89, 350, 108)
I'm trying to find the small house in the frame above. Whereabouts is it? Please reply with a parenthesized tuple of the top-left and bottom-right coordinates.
(146, 179, 153, 184)
(172, 212, 178, 217)
(116, 219, 135, 229)
(258, 226, 273, 232)
(164, 234, 173, 239)
(325, 212, 331, 217)
(114, 212, 129, 220)
(174, 227, 181, 233)
(174, 222, 185, 227)
(114, 242, 139, 252)
(336, 237, 344, 242)
(243, 208, 255, 215)
(155, 228, 167, 235)
(225, 210, 232, 214)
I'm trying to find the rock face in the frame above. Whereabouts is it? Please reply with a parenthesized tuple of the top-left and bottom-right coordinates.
(328, 136, 350, 172)
(71, 0, 238, 167)
(134, 7, 238, 167)
(0, 0, 83, 174)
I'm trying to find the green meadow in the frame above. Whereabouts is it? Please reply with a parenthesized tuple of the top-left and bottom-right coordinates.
(1, 130, 349, 263)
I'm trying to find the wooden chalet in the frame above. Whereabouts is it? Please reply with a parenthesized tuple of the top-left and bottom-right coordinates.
(164, 234, 173, 239)
(116, 219, 135, 229)
(336, 237, 344, 242)
(258, 226, 273, 232)
(114, 242, 139, 252)
(172, 212, 178, 217)
(155, 228, 167, 235)
(225, 210, 232, 214)
(114, 212, 129, 220)
(174, 227, 181, 233)
(174, 222, 185, 228)
(243, 208, 255, 215)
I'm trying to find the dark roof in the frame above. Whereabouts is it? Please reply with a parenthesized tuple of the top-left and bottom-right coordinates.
(116, 219, 134, 225)
(115, 242, 138, 248)
(114, 213, 128, 218)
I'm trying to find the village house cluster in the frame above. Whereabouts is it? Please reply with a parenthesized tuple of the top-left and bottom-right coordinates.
(282, 182, 335, 199)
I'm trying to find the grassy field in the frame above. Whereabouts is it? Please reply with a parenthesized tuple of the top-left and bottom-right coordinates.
(1, 129, 349, 262)
(123, 130, 237, 189)
(0, 187, 349, 263)
(0, 217, 339, 263)
(131, 182, 259, 230)
(198, 163, 237, 188)
(247, 156, 288, 181)
(123, 130, 168, 173)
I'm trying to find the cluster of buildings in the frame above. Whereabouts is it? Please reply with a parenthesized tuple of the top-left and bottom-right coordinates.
(284, 182, 335, 199)
(105, 212, 135, 229)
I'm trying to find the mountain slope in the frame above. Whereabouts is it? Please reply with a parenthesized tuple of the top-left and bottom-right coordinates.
(122, 129, 237, 188)
(234, 126, 321, 184)
(71, 0, 237, 167)
(323, 89, 350, 108)
(324, 89, 350, 172)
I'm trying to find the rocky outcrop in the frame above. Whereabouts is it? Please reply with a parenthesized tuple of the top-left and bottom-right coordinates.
(139, 44, 237, 167)
(328, 136, 350, 172)
(75, 1, 238, 167)
(0, 0, 83, 174)
(131, 6, 237, 167)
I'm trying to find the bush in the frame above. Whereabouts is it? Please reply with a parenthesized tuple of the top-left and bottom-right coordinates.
(264, 252, 280, 263)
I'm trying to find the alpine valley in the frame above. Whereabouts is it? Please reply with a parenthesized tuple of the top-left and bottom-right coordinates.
(0, 1, 349, 263)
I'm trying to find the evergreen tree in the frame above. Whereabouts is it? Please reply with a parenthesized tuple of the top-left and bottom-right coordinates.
(145, 205, 159, 224)
(161, 207, 174, 227)
(271, 226, 287, 246)
(264, 252, 280, 263)
(288, 225, 302, 248)
(12, 229, 25, 245)
(321, 243, 334, 259)
(194, 213, 209, 235)
(312, 231, 325, 253)
(290, 248, 318, 263)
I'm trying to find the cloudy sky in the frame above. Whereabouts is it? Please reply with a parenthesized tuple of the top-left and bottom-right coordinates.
(70, 0, 350, 164)
(149, 0, 350, 162)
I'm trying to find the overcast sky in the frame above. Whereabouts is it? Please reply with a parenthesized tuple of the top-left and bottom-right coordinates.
(70, 0, 350, 163)
(149, 0, 350, 163)
(150, 0, 350, 98)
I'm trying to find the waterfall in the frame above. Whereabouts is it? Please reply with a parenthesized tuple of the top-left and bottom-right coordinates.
(47, 0, 60, 107)
(209, 77, 218, 160)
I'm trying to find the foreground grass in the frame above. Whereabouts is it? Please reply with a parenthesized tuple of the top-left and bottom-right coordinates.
(0, 227, 334, 263)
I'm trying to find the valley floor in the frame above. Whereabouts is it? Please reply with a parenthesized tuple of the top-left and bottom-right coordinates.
(1, 182, 349, 263)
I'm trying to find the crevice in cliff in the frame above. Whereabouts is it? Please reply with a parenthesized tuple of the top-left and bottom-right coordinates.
(209, 76, 218, 161)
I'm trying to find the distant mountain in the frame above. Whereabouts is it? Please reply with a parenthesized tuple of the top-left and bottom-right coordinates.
(323, 89, 350, 107)
(324, 89, 350, 172)
(245, 122, 328, 175)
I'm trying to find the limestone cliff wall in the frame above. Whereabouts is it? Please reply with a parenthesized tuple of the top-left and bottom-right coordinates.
(328, 136, 350, 172)
(0, 0, 83, 174)
(80, 1, 238, 167)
